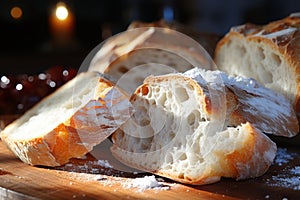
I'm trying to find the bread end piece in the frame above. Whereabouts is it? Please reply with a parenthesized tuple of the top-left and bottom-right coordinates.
(214, 13, 300, 121)
(1, 72, 131, 166)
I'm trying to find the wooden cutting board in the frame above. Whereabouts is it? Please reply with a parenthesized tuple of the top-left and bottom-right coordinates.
(1, 138, 300, 200)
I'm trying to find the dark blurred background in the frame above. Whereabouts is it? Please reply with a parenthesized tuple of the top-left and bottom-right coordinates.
(1, 0, 300, 75)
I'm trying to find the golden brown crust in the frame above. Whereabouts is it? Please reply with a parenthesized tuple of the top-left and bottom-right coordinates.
(222, 123, 275, 180)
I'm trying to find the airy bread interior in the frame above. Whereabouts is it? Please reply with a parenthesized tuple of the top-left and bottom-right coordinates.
(111, 69, 277, 185)
(89, 27, 215, 79)
(214, 14, 300, 123)
(215, 33, 297, 104)
(2, 72, 100, 141)
(104, 48, 196, 94)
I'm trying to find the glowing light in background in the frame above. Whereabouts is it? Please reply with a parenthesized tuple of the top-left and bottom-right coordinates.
(55, 2, 69, 21)
(10, 6, 23, 20)
(49, 1, 75, 47)
(16, 83, 23, 91)
(1, 76, 10, 85)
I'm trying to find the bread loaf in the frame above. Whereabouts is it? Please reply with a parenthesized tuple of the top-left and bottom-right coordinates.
(214, 13, 300, 121)
(0, 72, 131, 167)
(127, 19, 221, 56)
(111, 67, 299, 185)
(100, 48, 196, 94)
(88, 26, 215, 88)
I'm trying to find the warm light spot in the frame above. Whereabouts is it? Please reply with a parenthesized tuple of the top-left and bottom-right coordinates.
(55, 2, 69, 21)
(10, 6, 23, 19)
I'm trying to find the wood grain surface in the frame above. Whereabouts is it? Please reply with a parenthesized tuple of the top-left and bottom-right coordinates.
(1, 139, 300, 200)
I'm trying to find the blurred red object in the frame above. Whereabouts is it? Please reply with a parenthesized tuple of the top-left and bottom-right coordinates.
(0, 66, 77, 115)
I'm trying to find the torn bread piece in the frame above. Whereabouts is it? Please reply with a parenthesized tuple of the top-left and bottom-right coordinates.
(0, 72, 131, 167)
(111, 67, 298, 185)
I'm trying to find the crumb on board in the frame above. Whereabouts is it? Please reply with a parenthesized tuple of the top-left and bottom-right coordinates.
(267, 147, 300, 191)
(273, 148, 297, 166)
(63, 171, 172, 192)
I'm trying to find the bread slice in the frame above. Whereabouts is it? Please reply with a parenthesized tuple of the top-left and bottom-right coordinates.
(88, 26, 215, 82)
(89, 27, 155, 74)
(0, 72, 131, 167)
(111, 68, 287, 185)
(127, 19, 221, 56)
(214, 13, 300, 121)
(101, 48, 196, 94)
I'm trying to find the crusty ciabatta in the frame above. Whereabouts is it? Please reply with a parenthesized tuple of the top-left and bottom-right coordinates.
(111, 67, 298, 185)
(0, 72, 131, 167)
(214, 13, 300, 121)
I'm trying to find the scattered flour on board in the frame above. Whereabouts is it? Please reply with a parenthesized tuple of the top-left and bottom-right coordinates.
(96, 160, 113, 168)
(59, 159, 172, 192)
(273, 148, 296, 166)
(267, 147, 300, 191)
(124, 175, 170, 192)
(60, 159, 117, 175)
(65, 171, 171, 192)
(291, 166, 300, 175)
(63, 159, 113, 169)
